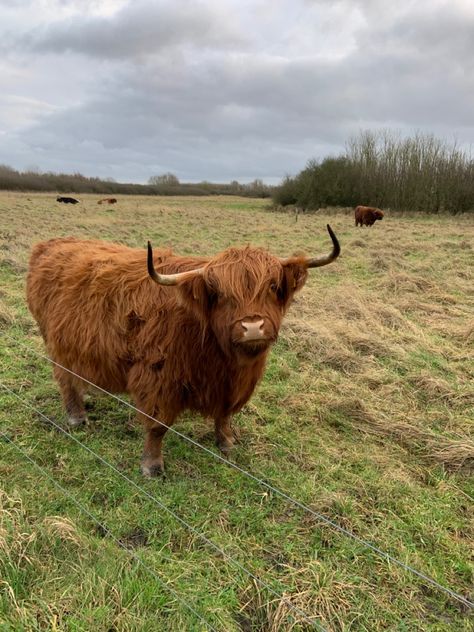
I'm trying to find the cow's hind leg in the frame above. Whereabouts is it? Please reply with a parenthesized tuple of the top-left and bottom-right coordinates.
(53, 366, 87, 427)
(215, 416, 235, 455)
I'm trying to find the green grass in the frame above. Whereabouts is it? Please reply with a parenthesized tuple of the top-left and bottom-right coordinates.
(0, 192, 473, 631)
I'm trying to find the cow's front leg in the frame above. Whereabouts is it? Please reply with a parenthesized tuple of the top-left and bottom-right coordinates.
(215, 416, 235, 455)
(140, 411, 176, 477)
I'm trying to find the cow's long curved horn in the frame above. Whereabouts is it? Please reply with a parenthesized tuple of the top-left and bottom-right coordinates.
(280, 224, 340, 268)
(305, 224, 340, 268)
(147, 242, 204, 285)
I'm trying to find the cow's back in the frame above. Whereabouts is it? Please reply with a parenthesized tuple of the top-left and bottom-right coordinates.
(27, 237, 79, 325)
(26, 238, 155, 391)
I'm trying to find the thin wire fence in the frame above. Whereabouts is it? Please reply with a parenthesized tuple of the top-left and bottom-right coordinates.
(0, 380, 325, 631)
(1, 331, 473, 610)
(0, 430, 219, 632)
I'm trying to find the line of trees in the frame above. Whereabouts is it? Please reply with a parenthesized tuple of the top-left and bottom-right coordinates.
(0, 166, 272, 198)
(3, 130, 473, 212)
(273, 131, 474, 214)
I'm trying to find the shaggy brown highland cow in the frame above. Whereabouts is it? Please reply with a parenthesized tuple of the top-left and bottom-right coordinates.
(355, 205, 384, 227)
(27, 226, 340, 476)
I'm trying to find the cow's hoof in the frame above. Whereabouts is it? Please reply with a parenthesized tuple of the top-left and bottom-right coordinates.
(217, 441, 234, 457)
(141, 460, 165, 477)
(67, 415, 86, 428)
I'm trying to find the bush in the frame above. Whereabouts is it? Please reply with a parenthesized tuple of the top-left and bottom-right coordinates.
(272, 131, 474, 214)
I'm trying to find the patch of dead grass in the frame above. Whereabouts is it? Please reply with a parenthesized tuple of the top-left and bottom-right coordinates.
(0, 299, 15, 326)
(239, 565, 359, 632)
(42, 516, 84, 547)
(0, 257, 27, 274)
(328, 396, 474, 472)
(348, 238, 367, 248)
(408, 371, 474, 407)
(380, 272, 457, 304)
(283, 284, 411, 375)
(282, 319, 363, 374)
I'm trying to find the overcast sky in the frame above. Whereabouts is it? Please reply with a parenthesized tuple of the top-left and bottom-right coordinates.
(1, 0, 473, 183)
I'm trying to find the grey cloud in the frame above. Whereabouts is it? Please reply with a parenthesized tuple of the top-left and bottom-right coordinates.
(358, 4, 474, 62)
(22, 0, 246, 59)
(0, 53, 348, 181)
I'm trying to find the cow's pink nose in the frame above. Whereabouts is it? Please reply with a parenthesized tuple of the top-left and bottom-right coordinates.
(241, 319, 265, 340)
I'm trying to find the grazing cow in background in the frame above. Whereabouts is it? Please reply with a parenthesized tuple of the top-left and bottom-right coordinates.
(26, 226, 340, 476)
(56, 196, 79, 204)
(98, 198, 118, 205)
(355, 205, 384, 227)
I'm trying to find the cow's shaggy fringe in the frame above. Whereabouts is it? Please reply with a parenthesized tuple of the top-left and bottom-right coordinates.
(203, 246, 284, 304)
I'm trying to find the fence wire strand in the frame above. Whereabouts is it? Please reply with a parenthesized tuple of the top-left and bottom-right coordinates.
(1, 331, 473, 610)
(0, 430, 219, 632)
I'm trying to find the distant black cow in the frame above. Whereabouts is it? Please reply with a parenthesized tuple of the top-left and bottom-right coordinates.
(56, 197, 79, 204)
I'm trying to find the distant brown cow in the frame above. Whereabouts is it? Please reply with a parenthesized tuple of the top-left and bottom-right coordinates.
(98, 198, 117, 205)
(355, 205, 384, 227)
(26, 227, 340, 476)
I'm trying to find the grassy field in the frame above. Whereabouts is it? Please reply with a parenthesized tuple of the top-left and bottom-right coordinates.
(0, 191, 473, 631)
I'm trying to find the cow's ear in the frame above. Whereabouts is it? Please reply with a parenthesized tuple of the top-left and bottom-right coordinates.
(281, 262, 308, 301)
(177, 275, 211, 321)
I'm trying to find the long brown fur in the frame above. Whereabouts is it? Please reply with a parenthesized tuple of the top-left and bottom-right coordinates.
(27, 237, 312, 474)
(355, 205, 384, 227)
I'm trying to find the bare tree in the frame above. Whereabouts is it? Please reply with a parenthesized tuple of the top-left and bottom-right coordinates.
(148, 173, 180, 186)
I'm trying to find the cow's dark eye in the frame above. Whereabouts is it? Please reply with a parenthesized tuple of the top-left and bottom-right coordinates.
(269, 282, 278, 294)
(207, 291, 219, 307)
(208, 289, 224, 307)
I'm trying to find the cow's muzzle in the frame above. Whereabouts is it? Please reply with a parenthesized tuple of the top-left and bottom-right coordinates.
(241, 318, 265, 341)
(233, 318, 276, 355)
